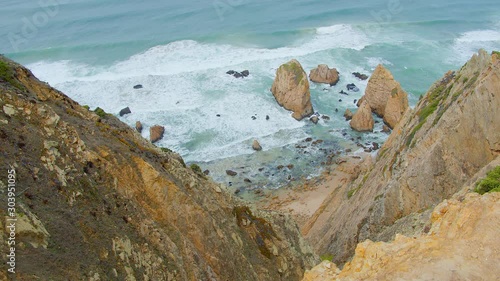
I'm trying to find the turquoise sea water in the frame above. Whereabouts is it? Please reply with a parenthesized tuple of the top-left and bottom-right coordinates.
(2, 0, 500, 190)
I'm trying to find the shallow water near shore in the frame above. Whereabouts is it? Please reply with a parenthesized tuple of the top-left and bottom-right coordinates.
(1, 0, 499, 190)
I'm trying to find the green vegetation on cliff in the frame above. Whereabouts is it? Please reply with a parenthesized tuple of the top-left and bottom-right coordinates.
(474, 166, 500, 194)
(0, 60, 24, 90)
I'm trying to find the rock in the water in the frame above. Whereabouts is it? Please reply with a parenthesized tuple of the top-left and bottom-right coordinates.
(226, 170, 237, 176)
(339, 90, 348, 95)
(363, 64, 408, 117)
(382, 124, 391, 133)
(266, 115, 270, 120)
(321, 115, 330, 120)
(271, 59, 314, 120)
(150, 125, 165, 143)
(372, 142, 380, 150)
(352, 72, 369, 80)
(350, 100, 374, 132)
(119, 107, 131, 117)
(244, 178, 252, 183)
(133, 84, 143, 89)
(252, 140, 262, 151)
(310, 115, 319, 124)
(203, 169, 210, 175)
(344, 109, 353, 121)
(309, 64, 340, 86)
(383, 85, 409, 129)
(135, 121, 143, 133)
(227, 70, 249, 78)
(346, 83, 359, 92)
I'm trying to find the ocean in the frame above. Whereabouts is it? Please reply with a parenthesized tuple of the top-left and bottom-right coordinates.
(2, 0, 500, 190)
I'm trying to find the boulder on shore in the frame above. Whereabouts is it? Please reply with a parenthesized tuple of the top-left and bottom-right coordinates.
(226, 170, 237, 176)
(135, 121, 143, 133)
(252, 140, 262, 151)
(350, 100, 374, 132)
(309, 64, 340, 86)
(150, 125, 165, 143)
(271, 59, 313, 120)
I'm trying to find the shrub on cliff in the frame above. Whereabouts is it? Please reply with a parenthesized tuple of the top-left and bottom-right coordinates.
(190, 163, 202, 174)
(474, 166, 500, 194)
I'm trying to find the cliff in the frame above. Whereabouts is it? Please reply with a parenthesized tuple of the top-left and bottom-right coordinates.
(0, 56, 318, 280)
(304, 50, 500, 264)
(303, 191, 500, 280)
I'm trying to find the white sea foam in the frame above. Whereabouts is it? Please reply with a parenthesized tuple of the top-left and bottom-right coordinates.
(451, 29, 500, 64)
(29, 24, 370, 82)
(26, 24, 379, 162)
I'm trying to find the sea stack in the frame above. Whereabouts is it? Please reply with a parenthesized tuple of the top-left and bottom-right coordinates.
(309, 64, 340, 86)
(350, 100, 374, 132)
(271, 59, 314, 121)
(359, 64, 409, 128)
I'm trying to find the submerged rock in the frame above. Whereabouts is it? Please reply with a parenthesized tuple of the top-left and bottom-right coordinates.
(310, 115, 319, 124)
(133, 84, 143, 89)
(352, 72, 369, 80)
(119, 107, 131, 116)
(271, 59, 313, 120)
(226, 70, 249, 78)
(346, 83, 359, 92)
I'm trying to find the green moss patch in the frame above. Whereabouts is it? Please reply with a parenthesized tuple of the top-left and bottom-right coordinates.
(282, 61, 305, 84)
(320, 254, 334, 262)
(94, 107, 108, 118)
(0, 60, 24, 90)
(474, 166, 500, 194)
(406, 83, 455, 147)
(190, 163, 202, 174)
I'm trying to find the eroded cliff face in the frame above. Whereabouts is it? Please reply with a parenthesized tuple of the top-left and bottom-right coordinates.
(305, 50, 500, 264)
(0, 56, 318, 280)
(303, 191, 500, 281)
